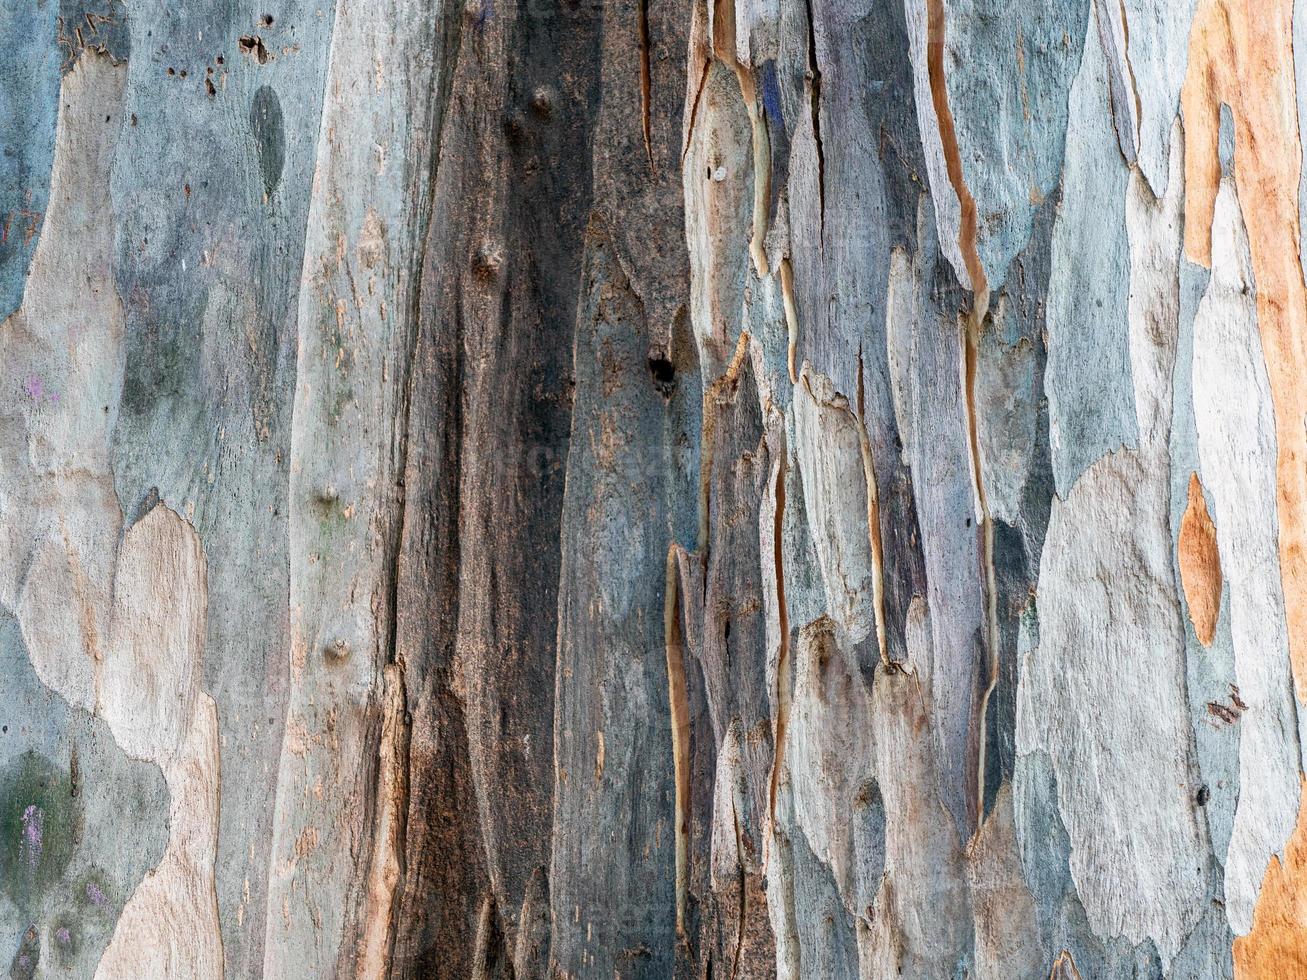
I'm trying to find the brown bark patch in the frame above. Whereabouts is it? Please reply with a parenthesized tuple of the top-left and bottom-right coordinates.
(1049, 949, 1083, 979)
(1179, 472, 1222, 645)
(1235, 779, 1307, 978)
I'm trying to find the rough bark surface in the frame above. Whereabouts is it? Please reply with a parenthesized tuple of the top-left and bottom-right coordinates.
(5, 0, 1307, 977)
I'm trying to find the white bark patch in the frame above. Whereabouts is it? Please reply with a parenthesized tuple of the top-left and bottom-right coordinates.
(863, 620, 973, 980)
(967, 786, 1042, 979)
(1117, 0, 1198, 196)
(793, 368, 875, 647)
(1017, 125, 1206, 962)
(683, 55, 755, 373)
(98, 509, 222, 980)
(1190, 178, 1300, 937)
(785, 617, 875, 900)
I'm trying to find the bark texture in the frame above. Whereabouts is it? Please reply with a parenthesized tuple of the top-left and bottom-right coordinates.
(3, 0, 1307, 977)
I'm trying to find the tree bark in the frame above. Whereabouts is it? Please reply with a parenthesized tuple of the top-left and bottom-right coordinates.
(2, 0, 1305, 977)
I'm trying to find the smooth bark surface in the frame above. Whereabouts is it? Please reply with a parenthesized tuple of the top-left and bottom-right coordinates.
(4, 0, 1307, 977)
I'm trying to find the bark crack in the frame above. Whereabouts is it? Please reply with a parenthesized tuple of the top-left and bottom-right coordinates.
(780, 259, 799, 383)
(664, 546, 692, 935)
(638, 0, 656, 175)
(925, 0, 987, 306)
(926, 0, 996, 833)
(764, 440, 792, 873)
(804, 0, 825, 241)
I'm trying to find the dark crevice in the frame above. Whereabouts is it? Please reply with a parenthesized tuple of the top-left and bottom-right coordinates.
(649, 354, 676, 396)
(637, 0, 655, 175)
(683, 59, 711, 165)
(804, 0, 825, 239)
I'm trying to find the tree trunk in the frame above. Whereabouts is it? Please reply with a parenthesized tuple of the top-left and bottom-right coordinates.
(2, 0, 1304, 976)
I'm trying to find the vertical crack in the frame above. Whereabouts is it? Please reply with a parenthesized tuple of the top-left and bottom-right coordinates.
(638, 0, 656, 175)
(962, 308, 999, 833)
(664, 546, 692, 936)
(780, 259, 799, 383)
(737, 64, 772, 277)
(682, 58, 712, 165)
(804, 0, 825, 240)
(730, 798, 747, 980)
(764, 439, 792, 870)
(1117, 0, 1142, 141)
(926, 0, 997, 832)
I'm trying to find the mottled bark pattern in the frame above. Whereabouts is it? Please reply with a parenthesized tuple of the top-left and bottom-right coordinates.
(6, 0, 1307, 977)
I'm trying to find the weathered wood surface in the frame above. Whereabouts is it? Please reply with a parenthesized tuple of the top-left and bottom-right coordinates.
(5, 0, 1307, 976)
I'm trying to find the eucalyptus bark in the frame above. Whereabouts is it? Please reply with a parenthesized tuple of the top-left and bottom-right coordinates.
(3, 0, 1307, 977)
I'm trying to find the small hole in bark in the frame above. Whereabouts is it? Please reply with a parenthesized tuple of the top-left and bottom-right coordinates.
(238, 35, 271, 64)
(261, 13, 274, 25)
(1196, 784, 1210, 806)
(648, 356, 675, 396)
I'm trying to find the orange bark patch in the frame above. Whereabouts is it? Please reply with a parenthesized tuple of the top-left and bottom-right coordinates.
(1235, 779, 1307, 978)
(1182, 0, 1307, 700)
(926, 0, 988, 306)
(1049, 949, 1083, 979)
(1178, 472, 1222, 645)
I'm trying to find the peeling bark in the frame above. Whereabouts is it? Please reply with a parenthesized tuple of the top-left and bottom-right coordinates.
(9, 0, 1307, 977)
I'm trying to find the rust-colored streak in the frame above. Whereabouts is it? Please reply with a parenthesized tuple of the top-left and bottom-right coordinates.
(927, 0, 996, 835)
(1049, 949, 1084, 980)
(1179, 472, 1223, 646)
(1182, 0, 1307, 699)
(925, 0, 988, 306)
(1235, 779, 1307, 977)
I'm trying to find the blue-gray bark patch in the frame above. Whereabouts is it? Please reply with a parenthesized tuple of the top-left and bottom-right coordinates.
(0, 607, 167, 977)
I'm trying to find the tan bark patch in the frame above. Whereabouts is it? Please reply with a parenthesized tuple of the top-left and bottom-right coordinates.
(1179, 472, 1222, 645)
(1050, 949, 1083, 979)
(1234, 779, 1307, 978)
